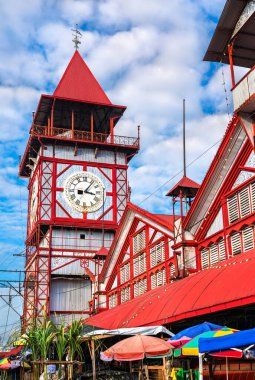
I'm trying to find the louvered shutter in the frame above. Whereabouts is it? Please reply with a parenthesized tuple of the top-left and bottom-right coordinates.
(210, 244, 218, 265)
(239, 187, 251, 218)
(201, 248, 209, 269)
(156, 243, 161, 264)
(134, 257, 139, 277)
(150, 246, 156, 267)
(134, 282, 139, 298)
(251, 182, 255, 212)
(157, 271, 163, 286)
(121, 289, 125, 303)
(140, 253, 146, 273)
(228, 195, 239, 223)
(143, 278, 147, 293)
(231, 232, 242, 255)
(242, 226, 254, 252)
(162, 268, 166, 285)
(161, 241, 166, 261)
(120, 267, 125, 284)
(109, 295, 113, 309)
(113, 294, 117, 307)
(218, 239, 226, 261)
(170, 264, 175, 276)
(134, 230, 146, 254)
(151, 273, 156, 289)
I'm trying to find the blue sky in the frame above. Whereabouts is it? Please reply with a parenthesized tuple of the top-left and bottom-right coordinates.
(0, 0, 233, 341)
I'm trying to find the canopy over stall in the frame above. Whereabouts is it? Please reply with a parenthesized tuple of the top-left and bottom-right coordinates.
(199, 327, 255, 354)
(82, 325, 173, 339)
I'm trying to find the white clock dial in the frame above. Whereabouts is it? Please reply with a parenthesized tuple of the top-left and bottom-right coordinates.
(64, 171, 105, 213)
(30, 178, 38, 227)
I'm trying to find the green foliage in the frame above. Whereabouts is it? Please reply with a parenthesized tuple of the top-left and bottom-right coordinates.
(66, 319, 83, 361)
(55, 322, 68, 361)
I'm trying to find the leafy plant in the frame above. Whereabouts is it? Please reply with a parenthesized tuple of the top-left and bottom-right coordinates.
(66, 319, 84, 380)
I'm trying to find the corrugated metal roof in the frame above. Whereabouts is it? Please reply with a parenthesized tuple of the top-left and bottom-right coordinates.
(84, 250, 255, 329)
(204, 0, 255, 68)
(166, 176, 200, 197)
(53, 50, 112, 104)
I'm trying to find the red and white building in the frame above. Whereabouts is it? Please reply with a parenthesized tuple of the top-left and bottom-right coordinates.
(21, 0, 255, 331)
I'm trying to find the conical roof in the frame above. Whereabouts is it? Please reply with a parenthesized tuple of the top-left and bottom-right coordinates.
(166, 176, 200, 197)
(53, 50, 111, 105)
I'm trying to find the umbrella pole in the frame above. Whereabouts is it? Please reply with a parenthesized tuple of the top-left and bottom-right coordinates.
(90, 340, 96, 380)
(198, 354, 203, 380)
(226, 357, 228, 380)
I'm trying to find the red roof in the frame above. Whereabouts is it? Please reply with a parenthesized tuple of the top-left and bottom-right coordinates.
(84, 251, 255, 329)
(53, 50, 112, 105)
(166, 176, 200, 197)
(152, 214, 174, 229)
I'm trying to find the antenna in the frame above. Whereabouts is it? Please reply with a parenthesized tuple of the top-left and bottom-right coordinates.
(71, 24, 82, 49)
(183, 98, 186, 177)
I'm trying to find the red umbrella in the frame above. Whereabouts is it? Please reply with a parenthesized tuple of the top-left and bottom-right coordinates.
(101, 334, 173, 361)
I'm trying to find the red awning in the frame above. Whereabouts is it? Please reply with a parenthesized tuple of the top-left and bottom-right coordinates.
(84, 251, 255, 329)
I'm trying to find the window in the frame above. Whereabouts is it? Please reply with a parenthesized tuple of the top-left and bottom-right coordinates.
(134, 278, 147, 298)
(218, 239, 226, 261)
(251, 182, 255, 212)
(239, 187, 251, 218)
(109, 293, 117, 309)
(120, 287, 130, 303)
(201, 248, 209, 269)
(209, 244, 218, 265)
(170, 263, 175, 277)
(150, 241, 165, 268)
(151, 268, 166, 289)
(133, 252, 146, 277)
(120, 263, 130, 284)
(242, 226, 254, 252)
(227, 195, 239, 224)
(201, 240, 227, 269)
(80, 234, 85, 239)
(231, 232, 242, 256)
(228, 181, 255, 224)
(133, 230, 146, 254)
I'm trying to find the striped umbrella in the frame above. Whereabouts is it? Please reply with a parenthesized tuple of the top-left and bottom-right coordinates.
(174, 328, 236, 357)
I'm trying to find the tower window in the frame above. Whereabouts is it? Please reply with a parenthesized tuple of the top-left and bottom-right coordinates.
(80, 234, 85, 239)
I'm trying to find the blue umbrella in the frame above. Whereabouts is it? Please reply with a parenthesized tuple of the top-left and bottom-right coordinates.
(171, 322, 223, 340)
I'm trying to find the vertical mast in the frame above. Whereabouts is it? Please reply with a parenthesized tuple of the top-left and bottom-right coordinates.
(183, 98, 186, 177)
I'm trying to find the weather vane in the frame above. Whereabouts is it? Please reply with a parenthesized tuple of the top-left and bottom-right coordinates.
(71, 24, 82, 49)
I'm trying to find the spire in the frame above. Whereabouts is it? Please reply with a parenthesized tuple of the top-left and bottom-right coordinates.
(53, 50, 112, 105)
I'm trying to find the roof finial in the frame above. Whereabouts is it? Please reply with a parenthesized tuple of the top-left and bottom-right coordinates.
(71, 24, 82, 50)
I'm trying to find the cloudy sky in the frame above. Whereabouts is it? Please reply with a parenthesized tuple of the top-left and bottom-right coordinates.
(0, 0, 234, 339)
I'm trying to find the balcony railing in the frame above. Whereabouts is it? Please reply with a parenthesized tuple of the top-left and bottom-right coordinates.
(232, 65, 255, 112)
(31, 124, 140, 148)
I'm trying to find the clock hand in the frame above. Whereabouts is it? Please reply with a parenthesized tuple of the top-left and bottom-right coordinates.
(85, 181, 95, 192)
(84, 190, 96, 195)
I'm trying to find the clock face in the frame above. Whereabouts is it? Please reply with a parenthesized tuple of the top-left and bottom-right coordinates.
(30, 178, 38, 227)
(64, 171, 105, 213)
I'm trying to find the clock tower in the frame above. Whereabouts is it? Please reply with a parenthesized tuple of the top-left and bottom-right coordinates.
(19, 50, 139, 327)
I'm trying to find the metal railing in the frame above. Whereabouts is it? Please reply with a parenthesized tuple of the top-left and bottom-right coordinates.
(232, 65, 255, 112)
(32, 125, 139, 148)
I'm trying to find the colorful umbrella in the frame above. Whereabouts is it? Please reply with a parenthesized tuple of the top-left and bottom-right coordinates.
(174, 328, 236, 357)
(101, 334, 173, 361)
(0, 358, 10, 370)
(171, 322, 223, 341)
(167, 336, 192, 348)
